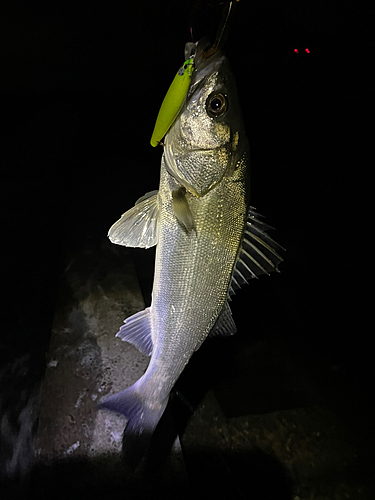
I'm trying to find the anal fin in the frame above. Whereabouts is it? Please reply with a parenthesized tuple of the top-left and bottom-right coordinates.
(116, 307, 153, 356)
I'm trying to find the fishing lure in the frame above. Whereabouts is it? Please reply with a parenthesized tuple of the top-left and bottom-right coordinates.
(150, 57, 194, 147)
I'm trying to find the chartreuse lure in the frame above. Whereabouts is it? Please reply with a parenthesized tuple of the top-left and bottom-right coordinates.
(150, 58, 194, 147)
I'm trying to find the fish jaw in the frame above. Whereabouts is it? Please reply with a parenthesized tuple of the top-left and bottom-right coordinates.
(163, 54, 246, 198)
(164, 65, 231, 198)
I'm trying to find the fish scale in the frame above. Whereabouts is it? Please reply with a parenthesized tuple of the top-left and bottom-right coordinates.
(147, 154, 247, 399)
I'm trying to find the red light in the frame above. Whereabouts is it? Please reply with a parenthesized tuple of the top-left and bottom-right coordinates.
(305, 48, 310, 53)
(294, 48, 299, 53)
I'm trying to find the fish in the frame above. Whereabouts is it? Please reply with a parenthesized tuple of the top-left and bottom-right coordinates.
(98, 40, 283, 450)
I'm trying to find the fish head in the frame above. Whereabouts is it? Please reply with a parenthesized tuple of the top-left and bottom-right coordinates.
(164, 44, 248, 198)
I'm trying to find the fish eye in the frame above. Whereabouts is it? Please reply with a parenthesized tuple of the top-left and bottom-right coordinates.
(206, 92, 227, 118)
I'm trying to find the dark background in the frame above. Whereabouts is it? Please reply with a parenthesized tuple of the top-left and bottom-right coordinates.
(1, 0, 372, 456)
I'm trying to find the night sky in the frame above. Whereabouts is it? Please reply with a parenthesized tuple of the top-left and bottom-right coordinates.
(1, 0, 372, 394)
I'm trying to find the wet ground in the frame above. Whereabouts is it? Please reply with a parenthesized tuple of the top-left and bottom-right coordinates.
(1, 232, 373, 500)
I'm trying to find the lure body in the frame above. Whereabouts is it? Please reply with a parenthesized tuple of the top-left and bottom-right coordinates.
(150, 58, 194, 147)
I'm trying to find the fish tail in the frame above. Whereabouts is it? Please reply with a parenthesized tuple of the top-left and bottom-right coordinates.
(97, 382, 168, 468)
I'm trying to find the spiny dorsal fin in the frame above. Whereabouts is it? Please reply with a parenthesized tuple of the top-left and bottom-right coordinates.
(229, 207, 284, 296)
(172, 186, 195, 232)
(108, 191, 159, 249)
(116, 307, 153, 356)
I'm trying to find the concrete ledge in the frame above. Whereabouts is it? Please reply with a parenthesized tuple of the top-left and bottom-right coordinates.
(34, 241, 148, 460)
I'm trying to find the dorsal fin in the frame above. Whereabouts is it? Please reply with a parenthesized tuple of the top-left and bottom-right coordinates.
(229, 207, 284, 296)
(108, 191, 159, 249)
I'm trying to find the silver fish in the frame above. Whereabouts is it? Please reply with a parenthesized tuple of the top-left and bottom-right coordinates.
(99, 43, 283, 441)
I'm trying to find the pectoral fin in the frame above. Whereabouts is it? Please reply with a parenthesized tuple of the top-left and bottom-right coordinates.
(172, 186, 195, 232)
(108, 190, 159, 249)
